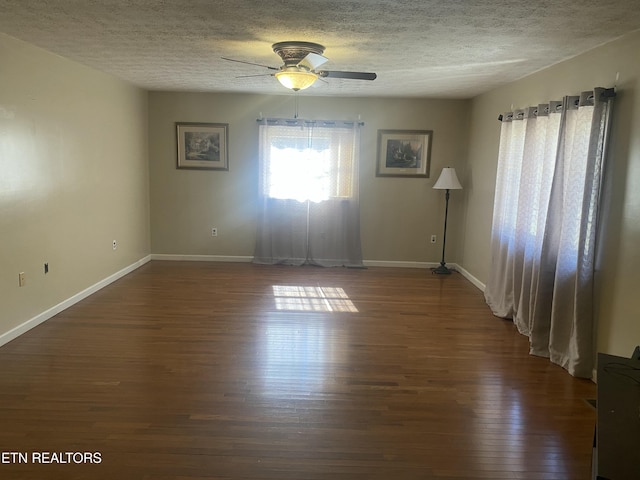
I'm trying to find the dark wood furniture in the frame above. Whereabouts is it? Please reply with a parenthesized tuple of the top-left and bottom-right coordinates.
(594, 352, 640, 479)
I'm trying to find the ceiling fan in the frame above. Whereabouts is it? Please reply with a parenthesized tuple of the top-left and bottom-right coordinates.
(222, 41, 377, 91)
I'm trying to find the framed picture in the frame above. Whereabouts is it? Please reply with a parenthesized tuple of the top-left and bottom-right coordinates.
(176, 122, 229, 170)
(376, 129, 432, 177)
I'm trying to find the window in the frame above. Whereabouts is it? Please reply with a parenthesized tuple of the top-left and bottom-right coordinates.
(259, 120, 358, 203)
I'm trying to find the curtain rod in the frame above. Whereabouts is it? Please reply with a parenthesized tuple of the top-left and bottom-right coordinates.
(497, 87, 616, 121)
(256, 117, 364, 126)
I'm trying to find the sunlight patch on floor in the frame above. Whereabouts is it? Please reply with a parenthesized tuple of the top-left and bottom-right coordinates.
(272, 285, 358, 312)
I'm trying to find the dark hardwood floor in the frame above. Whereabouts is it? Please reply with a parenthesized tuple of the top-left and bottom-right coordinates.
(0, 261, 596, 479)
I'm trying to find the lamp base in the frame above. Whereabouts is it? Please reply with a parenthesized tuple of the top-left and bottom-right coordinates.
(432, 264, 452, 275)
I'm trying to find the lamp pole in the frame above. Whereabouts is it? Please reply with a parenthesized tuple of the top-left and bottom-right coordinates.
(433, 188, 452, 274)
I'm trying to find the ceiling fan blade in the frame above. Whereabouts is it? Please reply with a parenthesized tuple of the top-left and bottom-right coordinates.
(221, 57, 278, 71)
(318, 70, 377, 80)
(298, 52, 328, 71)
(235, 73, 275, 78)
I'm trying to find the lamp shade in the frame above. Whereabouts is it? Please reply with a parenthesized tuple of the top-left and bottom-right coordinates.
(275, 68, 318, 91)
(433, 167, 462, 190)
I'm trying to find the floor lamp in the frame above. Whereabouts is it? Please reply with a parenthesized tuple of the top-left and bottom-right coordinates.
(432, 167, 462, 274)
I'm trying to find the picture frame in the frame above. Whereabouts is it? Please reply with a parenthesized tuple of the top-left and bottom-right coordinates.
(376, 129, 432, 178)
(176, 122, 229, 170)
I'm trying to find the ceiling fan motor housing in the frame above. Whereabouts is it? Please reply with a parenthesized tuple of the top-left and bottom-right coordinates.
(272, 41, 325, 67)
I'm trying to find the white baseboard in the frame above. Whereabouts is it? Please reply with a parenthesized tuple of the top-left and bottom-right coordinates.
(150, 256, 483, 286)
(455, 264, 486, 292)
(150, 254, 254, 262)
(152, 255, 436, 269)
(363, 260, 438, 269)
(0, 255, 151, 348)
(361, 261, 484, 292)
(152, 256, 435, 269)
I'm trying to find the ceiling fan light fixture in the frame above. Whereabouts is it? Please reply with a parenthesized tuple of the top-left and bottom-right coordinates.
(274, 68, 318, 91)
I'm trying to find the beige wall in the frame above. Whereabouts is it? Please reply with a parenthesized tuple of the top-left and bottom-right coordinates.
(0, 34, 150, 339)
(149, 92, 469, 263)
(460, 30, 640, 357)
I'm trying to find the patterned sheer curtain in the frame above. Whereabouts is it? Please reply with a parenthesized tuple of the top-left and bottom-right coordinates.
(253, 119, 363, 267)
(485, 87, 615, 377)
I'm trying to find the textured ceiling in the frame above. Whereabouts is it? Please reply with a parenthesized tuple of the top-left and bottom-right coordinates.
(1, 0, 639, 98)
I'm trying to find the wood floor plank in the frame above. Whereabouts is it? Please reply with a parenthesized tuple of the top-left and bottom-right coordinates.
(0, 262, 596, 479)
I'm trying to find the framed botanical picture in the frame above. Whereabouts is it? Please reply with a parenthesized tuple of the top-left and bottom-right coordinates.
(376, 129, 432, 177)
(176, 122, 229, 170)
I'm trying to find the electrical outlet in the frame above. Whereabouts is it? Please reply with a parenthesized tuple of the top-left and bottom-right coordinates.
(211, 227, 218, 237)
(112, 240, 117, 250)
(18, 272, 26, 287)
(431, 235, 437, 244)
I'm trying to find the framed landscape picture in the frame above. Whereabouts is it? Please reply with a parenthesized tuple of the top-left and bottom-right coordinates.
(176, 122, 229, 170)
(376, 129, 432, 177)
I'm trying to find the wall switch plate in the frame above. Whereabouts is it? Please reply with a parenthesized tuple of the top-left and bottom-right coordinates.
(211, 228, 218, 237)
(44, 263, 49, 274)
(19, 272, 26, 287)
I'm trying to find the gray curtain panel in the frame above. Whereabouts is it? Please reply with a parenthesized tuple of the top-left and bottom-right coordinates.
(485, 88, 614, 377)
